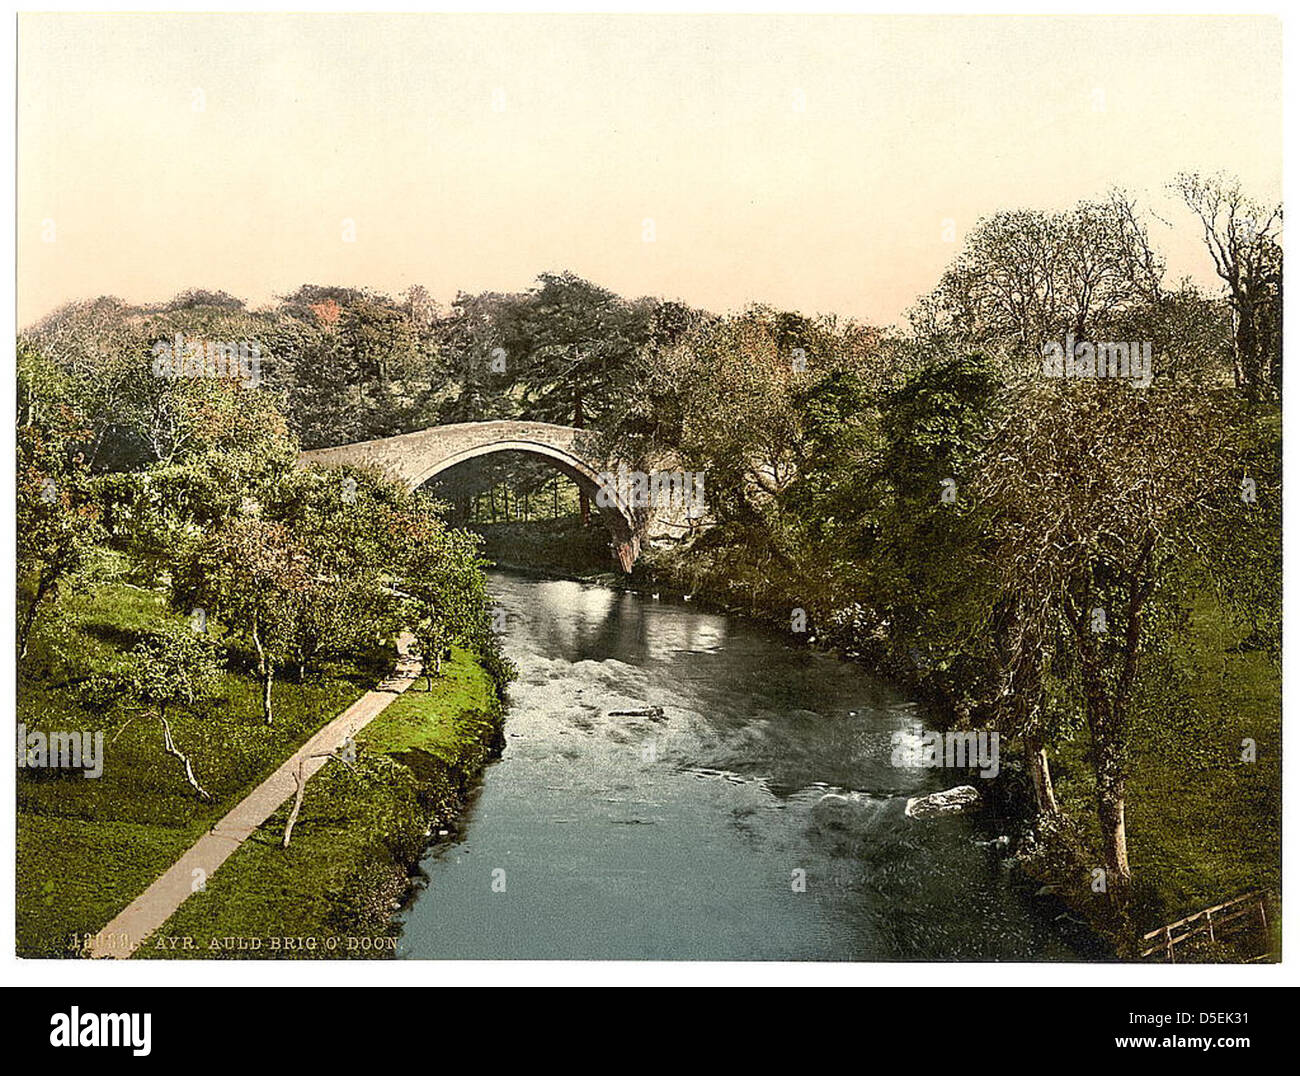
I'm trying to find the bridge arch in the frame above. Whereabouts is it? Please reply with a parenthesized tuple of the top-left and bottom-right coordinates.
(299, 421, 641, 570)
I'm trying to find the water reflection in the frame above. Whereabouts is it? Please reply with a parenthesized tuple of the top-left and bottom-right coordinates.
(396, 570, 1097, 961)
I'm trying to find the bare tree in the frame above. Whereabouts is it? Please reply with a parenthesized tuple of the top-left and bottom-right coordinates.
(112, 712, 211, 801)
(912, 192, 1165, 367)
(1174, 173, 1283, 402)
(282, 742, 357, 848)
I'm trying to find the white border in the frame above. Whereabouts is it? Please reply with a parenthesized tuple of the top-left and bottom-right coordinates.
(3, 2, 1294, 989)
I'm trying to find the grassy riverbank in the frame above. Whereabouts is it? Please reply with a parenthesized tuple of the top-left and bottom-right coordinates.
(1021, 585, 1281, 959)
(142, 645, 503, 958)
(475, 518, 1280, 960)
(17, 578, 388, 958)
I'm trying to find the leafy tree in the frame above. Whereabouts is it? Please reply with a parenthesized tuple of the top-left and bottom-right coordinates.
(94, 380, 297, 586)
(912, 191, 1165, 367)
(511, 272, 650, 522)
(277, 321, 357, 449)
(109, 627, 223, 800)
(165, 289, 246, 311)
(433, 290, 524, 425)
(17, 464, 103, 660)
(172, 519, 312, 724)
(513, 272, 644, 428)
(411, 613, 451, 690)
(17, 358, 104, 658)
(862, 353, 1002, 675)
(342, 298, 418, 386)
(269, 465, 409, 677)
(20, 300, 157, 471)
(388, 495, 513, 690)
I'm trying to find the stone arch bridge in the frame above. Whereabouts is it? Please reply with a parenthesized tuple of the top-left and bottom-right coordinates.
(299, 421, 642, 570)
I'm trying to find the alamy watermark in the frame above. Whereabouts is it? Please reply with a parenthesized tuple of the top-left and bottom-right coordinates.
(596, 465, 707, 514)
(18, 723, 104, 778)
(49, 1007, 151, 1056)
(151, 332, 261, 388)
(891, 727, 999, 778)
(1042, 333, 1151, 388)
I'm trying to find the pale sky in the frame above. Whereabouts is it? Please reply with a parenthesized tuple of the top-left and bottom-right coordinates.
(18, 14, 1282, 330)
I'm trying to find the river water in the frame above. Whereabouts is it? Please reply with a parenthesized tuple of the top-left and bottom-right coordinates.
(395, 570, 1090, 960)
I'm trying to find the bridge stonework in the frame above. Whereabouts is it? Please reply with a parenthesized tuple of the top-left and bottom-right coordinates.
(298, 421, 642, 571)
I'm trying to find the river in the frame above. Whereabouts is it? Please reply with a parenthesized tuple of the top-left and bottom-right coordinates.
(395, 570, 1094, 960)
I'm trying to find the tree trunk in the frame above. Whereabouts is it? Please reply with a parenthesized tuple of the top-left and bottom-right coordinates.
(283, 752, 354, 847)
(1080, 667, 1131, 892)
(1097, 767, 1130, 889)
(1095, 565, 1153, 894)
(251, 617, 274, 725)
(1236, 303, 1262, 402)
(18, 593, 42, 661)
(1070, 564, 1150, 899)
(262, 666, 274, 726)
(1026, 736, 1059, 814)
(157, 710, 211, 801)
(18, 573, 53, 660)
(283, 761, 309, 848)
(575, 392, 590, 526)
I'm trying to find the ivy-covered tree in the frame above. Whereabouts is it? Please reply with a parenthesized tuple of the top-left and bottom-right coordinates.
(976, 377, 1236, 894)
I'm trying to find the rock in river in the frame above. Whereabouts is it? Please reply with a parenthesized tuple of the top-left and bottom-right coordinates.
(905, 785, 981, 819)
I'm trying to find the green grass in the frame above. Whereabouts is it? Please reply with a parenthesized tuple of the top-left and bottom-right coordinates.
(143, 645, 502, 958)
(18, 816, 197, 958)
(360, 648, 497, 758)
(17, 578, 388, 958)
(1047, 584, 1281, 951)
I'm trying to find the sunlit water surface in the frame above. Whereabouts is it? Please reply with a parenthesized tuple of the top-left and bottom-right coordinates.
(396, 571, 1090, 960)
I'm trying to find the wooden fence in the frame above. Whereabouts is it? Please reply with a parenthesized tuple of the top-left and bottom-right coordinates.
(1140, 891, 1273, 962)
